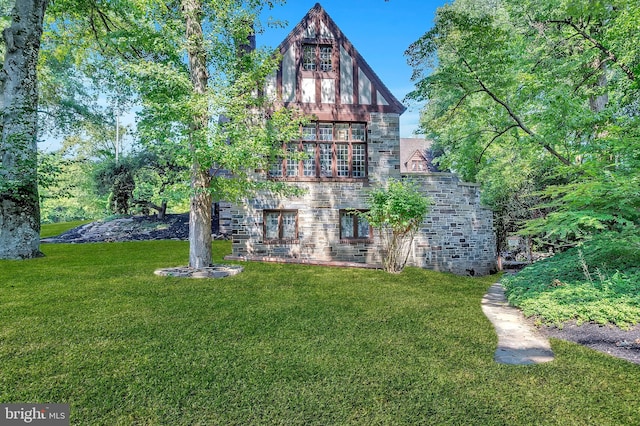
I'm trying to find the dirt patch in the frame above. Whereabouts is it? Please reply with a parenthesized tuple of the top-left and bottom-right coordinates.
(534, 320, 640, 365)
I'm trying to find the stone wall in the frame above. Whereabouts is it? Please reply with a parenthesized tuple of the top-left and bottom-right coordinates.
(225, 113, 497, 276)
(368, 113, 401, 185)
(217, 201, 233, 235)
(403, 173, 496, 276)
(228, 181, 378, 264)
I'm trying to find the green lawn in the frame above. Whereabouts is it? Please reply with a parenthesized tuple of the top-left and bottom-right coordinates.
(1, 241, 639, 425)
(40, 220, 92, 238)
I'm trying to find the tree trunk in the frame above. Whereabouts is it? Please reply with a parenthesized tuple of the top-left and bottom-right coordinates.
(589, 60, 608, 113)
(189, 167, 212, 268)
(158, 200, 167, 220)
(182, 0, 212, 268)
(0, 0, 48, 259)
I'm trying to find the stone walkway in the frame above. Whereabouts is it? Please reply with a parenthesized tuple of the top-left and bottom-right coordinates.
(481, 283, 554, 365)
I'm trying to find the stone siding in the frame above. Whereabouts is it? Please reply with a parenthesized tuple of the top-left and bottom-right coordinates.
(403, 173, 496, 276)
(228, 181, 380, 264)
(226, 113, 496, 276)
(217, 201, 233, 235)
(368, 113, 401, 185)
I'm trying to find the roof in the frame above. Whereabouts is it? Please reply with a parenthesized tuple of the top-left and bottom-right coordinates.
(400, 138, 441, 173)
(272, 3, 406, 118)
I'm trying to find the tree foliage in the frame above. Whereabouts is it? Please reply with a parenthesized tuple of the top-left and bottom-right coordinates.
(42, 0, 304, 267)
(38, 151, 106, 223)
(361, 179, 431, 273)
(407, 0, 640, 250)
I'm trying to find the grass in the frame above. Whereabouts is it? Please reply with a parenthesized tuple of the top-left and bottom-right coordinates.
(1, 240, 640, 425)
(40, 220, 92, 238)
(502, 232, 640, 328)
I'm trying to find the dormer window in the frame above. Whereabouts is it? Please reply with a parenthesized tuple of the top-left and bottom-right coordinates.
(411, 160, 425, 171)
(302, 44, 333, 72)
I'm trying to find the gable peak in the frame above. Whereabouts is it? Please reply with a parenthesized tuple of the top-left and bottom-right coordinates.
(272, 2, 406, 116)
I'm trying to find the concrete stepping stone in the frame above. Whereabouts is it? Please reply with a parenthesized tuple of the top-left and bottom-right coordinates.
(482, 283, 554, 365)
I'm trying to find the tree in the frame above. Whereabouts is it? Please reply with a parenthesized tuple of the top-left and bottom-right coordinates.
(406, 0, 640, 250)
(164, 1, 303, 268)
(38, 0, 302, 268)
(38, 151, 104, 223)
(361, 179, 431, 273)
(122, 1, 300, 269)
(0, 0, 48, 259)
(0, 0, 114, 256)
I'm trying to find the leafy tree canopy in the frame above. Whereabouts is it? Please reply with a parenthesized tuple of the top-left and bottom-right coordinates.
(407, 0, 640, 250)
(42, 0, 305, 267)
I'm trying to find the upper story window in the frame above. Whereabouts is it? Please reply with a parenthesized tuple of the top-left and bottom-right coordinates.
(302, 44, 333, 72)
(270, 122, 367, 181)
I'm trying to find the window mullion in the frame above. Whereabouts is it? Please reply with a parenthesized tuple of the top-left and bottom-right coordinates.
(348, 123, 353, 178)
(281, 142, 286, 177)
(331, 123, 336, 178)
(315, 123, 320, 177)
(299, 141, 304, 177)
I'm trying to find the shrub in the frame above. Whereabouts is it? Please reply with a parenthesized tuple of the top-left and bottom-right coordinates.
(502, 231, 640, 328)
(361, 179, 431, 273)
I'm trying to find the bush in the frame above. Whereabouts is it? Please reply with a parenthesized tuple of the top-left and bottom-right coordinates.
(361, 179, 431, 273)
(502, 231, 640, 328)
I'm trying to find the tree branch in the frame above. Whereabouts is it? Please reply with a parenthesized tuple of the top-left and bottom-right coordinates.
(573, 57, 610, 93)
(476, 124, 519, 164)
(449, 86, 483, 117)
(547, 18, 635, 81)
(460, 57, 573, 166)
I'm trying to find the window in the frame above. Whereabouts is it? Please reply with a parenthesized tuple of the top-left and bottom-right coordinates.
(411, 160, 425, 171)
(269, 122, 367, 180)
(264, 210, 298, 242)
(319, 46, 332, 72)
(302, 45, 316, 71)
(302, 44, 332, 72)
(340, 210, 371, 241)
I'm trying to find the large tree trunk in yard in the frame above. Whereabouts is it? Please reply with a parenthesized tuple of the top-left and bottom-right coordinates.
(183, 0, 212, 268)
(0, 0, 48, 259)
(189, 167, 212, 268)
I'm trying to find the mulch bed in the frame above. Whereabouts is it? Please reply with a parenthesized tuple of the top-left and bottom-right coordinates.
(42, 213, 197, 243)
(533, 320, 640, 365)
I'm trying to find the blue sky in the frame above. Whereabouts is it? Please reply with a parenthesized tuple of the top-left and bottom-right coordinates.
(257, 1, 447, 137)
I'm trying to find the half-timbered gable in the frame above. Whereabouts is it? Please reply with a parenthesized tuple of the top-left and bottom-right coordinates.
(266, 3, 405, 121)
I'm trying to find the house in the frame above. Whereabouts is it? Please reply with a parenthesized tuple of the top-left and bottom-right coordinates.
(224, 3, 496, 275)
(400, 138, 440, 173)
